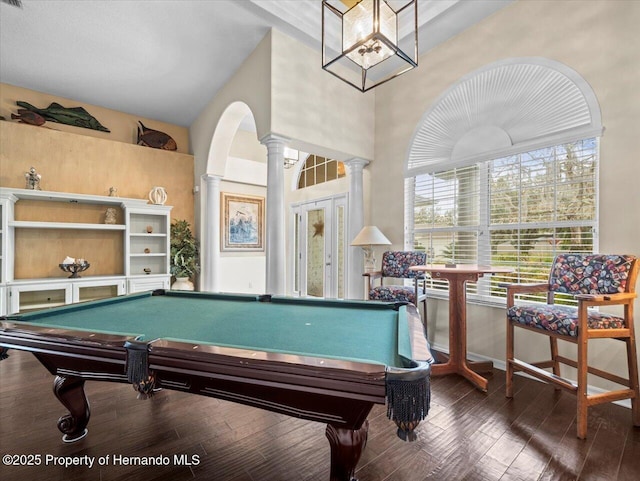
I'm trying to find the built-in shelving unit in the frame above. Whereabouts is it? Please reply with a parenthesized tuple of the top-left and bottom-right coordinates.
(125, 206, 172, 294)
(0, 188, 172, 315)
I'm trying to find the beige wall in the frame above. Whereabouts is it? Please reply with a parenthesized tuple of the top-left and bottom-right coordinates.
(371, 0, 640, 389)
(269, 29, 375, 161)
(0, 121, 194, 219)
(190, 31, 272, 180)
(189, 28, 376, 213)
(0, 83, 190, 154)
(229, 129, 267, 163)
(0, 120, 194, 279)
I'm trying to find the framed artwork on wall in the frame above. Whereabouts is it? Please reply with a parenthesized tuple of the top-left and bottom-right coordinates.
(221, 192, 265, 251)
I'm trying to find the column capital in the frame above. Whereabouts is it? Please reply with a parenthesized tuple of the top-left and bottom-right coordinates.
(343, 157, 370, 171)
(201, 173, 223, 183)
(259, 133, 291, 146)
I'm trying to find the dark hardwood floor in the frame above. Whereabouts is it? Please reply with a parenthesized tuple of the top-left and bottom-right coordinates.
(1, 349, 638, 481)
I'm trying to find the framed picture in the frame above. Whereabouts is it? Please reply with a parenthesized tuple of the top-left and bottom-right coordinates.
(221, 193, 265, 251)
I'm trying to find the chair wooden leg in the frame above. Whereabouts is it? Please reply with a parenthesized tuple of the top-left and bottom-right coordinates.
(506, 319, 514, 398)
(549, 337, 560, 375)
(421, 299, 427, 333)
(626, 336, 640, 427)
(576, 333, 589, 439)
(549, 337, 562, 391)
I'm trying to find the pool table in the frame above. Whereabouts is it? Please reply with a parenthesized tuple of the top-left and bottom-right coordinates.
(0, 290, 432, 481)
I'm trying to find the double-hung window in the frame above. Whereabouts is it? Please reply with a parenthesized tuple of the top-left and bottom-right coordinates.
(405, 138, 598, 304)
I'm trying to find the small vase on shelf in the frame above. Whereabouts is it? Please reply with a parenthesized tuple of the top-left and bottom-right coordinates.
(171, 277, 194, 291)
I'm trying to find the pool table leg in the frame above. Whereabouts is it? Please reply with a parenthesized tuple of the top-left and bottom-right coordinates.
(53, 375, 90, 443)
(325, 421, 369, 481)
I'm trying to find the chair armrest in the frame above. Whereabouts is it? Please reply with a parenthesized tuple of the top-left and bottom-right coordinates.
(362, 271, 383, 299)
(576, 292, 637, 305)
(363, 271, 382, 279)
(502, 283, 550, 307)
(501, 283, 549, 294)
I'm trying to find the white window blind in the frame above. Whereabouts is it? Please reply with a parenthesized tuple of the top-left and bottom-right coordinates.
(406, 138, 598, 302)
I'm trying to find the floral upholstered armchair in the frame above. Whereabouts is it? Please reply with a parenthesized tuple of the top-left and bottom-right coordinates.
(364, 251, 428, 325)
(504, 253, 639, 439)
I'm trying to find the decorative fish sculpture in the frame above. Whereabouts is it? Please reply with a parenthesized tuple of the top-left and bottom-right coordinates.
(137, 121, 177, 151)
(15, 101, 110, 132)
(11, 109, 46, 126)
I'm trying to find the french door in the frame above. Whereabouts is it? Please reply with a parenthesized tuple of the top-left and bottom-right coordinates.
(292, 195, 347, 299)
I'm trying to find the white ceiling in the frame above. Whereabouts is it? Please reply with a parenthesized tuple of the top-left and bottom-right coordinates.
(0, 0, 513, 127)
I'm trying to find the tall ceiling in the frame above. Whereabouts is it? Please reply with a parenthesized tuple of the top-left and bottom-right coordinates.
(0, 0, 513, 127)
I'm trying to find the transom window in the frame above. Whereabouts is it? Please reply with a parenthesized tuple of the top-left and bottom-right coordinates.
(297, 155, 346, 189)
(405, 138, 598, 302)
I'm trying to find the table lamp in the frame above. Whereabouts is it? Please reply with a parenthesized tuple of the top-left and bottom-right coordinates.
(351, 225, 391, 272)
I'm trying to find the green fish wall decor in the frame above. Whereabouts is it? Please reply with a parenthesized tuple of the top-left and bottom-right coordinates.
(15, 101, 110, 132)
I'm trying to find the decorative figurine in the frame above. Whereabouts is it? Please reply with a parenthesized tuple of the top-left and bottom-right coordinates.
(25, 166, 42, 190)
(15, 101, 110, 132)
(148, 186, 167, 205)
(104, 207, 117, 224)
(11, 109, 46, 126)
(109, 187, 118, 197)
(137, 121, 177, 151)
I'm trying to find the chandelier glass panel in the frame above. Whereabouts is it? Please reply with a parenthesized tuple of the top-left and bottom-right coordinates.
(322, 0, 418, 92)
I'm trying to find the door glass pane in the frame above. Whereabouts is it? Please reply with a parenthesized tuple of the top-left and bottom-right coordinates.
(78, 285, 119, 303)
(337, 205, 345, 299)
(306, 208, 325, 297)
(20, 289, 66, 312)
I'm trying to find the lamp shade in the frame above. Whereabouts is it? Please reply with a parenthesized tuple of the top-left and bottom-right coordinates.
(351, 225, 392, 246)
(322, 0, 418, 92)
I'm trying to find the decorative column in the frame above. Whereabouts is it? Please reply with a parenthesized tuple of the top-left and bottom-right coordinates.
(201, 173, 222, 292)
(260, 134, 290, 295)
(343, 158, 369, 299)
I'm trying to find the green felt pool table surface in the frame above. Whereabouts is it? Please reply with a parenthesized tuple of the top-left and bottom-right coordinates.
(6, 290, 415, 368)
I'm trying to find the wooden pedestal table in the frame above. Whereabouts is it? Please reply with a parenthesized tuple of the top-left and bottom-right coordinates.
(409, 264, 513, 392)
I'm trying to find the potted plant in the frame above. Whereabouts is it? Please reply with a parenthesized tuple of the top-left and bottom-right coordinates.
(170, 219, 200, 290)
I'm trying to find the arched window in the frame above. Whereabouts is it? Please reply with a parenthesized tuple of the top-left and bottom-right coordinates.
(405, 58, 602, 302)
(297, 154, 346, 189)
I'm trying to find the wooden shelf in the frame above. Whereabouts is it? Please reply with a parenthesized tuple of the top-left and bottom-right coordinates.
(0, 187, 148, 207)
(10, 221, 126, 230)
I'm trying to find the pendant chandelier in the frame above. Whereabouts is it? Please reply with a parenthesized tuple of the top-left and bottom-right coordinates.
(322, 0, 418, 92)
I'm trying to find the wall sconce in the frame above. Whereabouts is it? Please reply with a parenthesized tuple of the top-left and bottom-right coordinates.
(322, 0, 418, 92)
(284, 146, 299, 169)
(351, 225, 391, 271)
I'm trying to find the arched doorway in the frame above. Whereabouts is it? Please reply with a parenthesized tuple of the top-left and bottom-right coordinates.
(201, 102, 266, 293)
